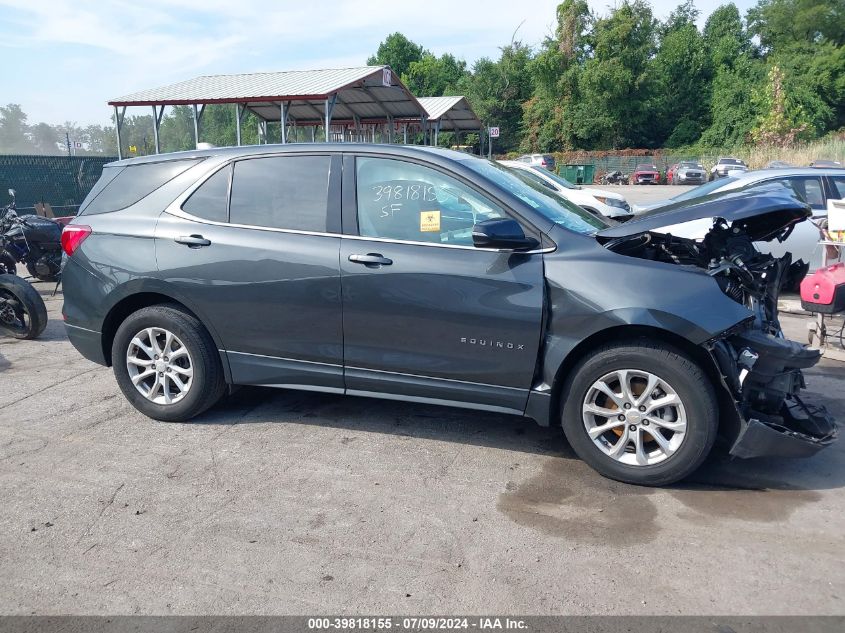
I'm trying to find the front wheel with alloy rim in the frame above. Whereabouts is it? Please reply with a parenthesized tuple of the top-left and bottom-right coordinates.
(561, 340, 718, 486)
(112, 304, 225, 421)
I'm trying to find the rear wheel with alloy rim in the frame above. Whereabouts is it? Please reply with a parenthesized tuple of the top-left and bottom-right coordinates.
(561, 339, 718, 486)
(112, 304, 225, 421)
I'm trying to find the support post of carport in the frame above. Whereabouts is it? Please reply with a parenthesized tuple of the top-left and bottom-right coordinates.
(280, 101, 291, 144)
(235, 103, 247, 146)
(192, 104, 205, 149)
(403, 123, 408, 145)
(114, 106, 126, 160)
(324, 94, 337, 143)
(151, 105, 165, 154)
(433, 119, 441, 147)
(311, 126, 316, 142)
(386, 116, 394, 144)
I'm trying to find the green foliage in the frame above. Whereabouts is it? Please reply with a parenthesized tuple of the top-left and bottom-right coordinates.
(403, 54, 467, 96)
(2, 0, 843, 157)
(366, 33, 425, 78)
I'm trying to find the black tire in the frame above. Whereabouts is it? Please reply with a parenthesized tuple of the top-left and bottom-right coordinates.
(0, 250, 17, 275)
(0, 274, 47, 339)
(25, 262, 59, 283)
(560, 339, 718, 486)
(111, 304, 226, 422)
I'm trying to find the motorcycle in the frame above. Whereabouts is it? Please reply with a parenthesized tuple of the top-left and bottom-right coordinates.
(0, 272, 48, 339)
(601, 170, 629, 185)
(0, 189, 64, 282)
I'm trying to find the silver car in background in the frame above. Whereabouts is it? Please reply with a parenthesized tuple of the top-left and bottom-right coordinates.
(517, 153, 556, 171)
(672, 161, 707, 185)
(635, 167, 845, 272)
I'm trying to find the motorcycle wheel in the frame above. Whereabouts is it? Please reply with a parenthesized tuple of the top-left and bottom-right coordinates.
(0, 274, 48, 339)
(0, 250, 17, 276)
(25, 262, 59, 283)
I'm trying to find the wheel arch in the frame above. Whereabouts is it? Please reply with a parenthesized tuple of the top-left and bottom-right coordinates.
(535, 324, 737, 437)
(99, 288, 230, 383)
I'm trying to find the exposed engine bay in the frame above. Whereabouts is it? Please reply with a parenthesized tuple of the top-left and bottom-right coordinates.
(601, 217, 837, 458)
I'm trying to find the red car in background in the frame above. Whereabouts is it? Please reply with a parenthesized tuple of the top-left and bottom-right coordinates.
(632, 163, 660, 184)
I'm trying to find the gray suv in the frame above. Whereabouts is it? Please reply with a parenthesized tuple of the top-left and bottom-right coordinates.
(61, 144, 836, 486)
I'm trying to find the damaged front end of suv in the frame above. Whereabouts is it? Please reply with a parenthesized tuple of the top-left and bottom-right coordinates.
(597, 189, 838, 459)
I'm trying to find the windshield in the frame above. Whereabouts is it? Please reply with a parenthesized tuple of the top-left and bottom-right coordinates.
(463, 159, 607, 234)
(679, 162, 702, 169)
(531, 166, 577, 189)
(669, 177, 736, 202)
(637, 164, 657, 170)
(720, 158, 744, 165)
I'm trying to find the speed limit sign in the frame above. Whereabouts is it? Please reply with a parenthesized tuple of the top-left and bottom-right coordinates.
(489, 126, 500, 138)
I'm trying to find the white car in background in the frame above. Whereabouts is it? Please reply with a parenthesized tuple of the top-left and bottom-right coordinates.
(499, 160, 632, 220)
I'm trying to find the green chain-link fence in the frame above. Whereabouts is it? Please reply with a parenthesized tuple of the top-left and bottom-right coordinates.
(0, 154, 117, 216)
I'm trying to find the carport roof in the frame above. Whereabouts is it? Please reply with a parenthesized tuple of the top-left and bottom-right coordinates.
(108, 66, 426, 124)
(416, 96, 482, 131)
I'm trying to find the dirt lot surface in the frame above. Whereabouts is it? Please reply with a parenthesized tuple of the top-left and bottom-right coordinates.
(0, 266, 843, 616)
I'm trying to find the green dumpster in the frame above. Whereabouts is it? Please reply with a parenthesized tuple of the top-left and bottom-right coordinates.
(560, 163, 595, 185)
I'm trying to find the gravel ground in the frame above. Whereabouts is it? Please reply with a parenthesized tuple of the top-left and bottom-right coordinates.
(0, 268, 843, 616)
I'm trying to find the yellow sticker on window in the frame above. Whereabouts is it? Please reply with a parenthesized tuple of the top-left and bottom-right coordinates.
(420, 210, 441, 232)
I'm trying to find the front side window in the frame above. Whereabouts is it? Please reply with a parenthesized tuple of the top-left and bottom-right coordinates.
(355, 157, 508, 245)
(776, 177, 825, 210)
(829, 176, 845, 200)
(229, 155, 330, 231)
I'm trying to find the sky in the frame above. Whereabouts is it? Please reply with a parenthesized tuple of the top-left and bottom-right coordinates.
(0, 0, 758, 127)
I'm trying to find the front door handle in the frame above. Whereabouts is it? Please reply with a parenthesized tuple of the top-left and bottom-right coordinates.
(348, 253, 393, 266)
(175, 234, 211, 248)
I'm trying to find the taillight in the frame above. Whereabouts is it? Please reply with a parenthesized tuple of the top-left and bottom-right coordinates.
(61, 225, 92, 256)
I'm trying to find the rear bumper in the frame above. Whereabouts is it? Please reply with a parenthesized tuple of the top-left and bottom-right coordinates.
(65, 322, 107, 366)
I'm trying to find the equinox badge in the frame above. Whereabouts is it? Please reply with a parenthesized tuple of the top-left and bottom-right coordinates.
(460, 337, 525, 350)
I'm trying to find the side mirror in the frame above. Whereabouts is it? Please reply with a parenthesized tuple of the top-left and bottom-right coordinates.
(472, 218, 538, 251)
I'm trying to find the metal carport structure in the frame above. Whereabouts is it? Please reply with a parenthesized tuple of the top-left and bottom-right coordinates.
(416, 96, 483, 147)
(108, 66, 428, 159)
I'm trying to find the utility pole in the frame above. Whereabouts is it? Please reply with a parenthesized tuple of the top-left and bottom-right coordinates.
(65, 132, 72, 157)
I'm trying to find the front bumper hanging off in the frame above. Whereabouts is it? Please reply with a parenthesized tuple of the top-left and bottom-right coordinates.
(711, 331, 838, 459)
(729, 396, 837, 459)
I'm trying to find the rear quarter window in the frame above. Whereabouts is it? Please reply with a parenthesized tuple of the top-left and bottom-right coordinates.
(80, 158, 202, 216)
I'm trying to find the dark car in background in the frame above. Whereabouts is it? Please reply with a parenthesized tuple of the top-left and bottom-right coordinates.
(61, 144, 835, 486)
(632, 163, 660, 184)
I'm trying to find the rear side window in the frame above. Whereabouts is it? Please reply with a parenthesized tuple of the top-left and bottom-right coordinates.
(81, 159, 202, 216)
(229, 156, 330, 231)
(182, 165, 231, 222)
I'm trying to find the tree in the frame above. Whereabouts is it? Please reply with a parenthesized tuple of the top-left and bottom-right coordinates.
(0, 104, 33, 153)
(457, 42, 534, 152)
(29, 123, 61, 154)
(367, 33, 425, 78)
(648, 4, 712, 147)
(748, 0, 845, 51)
(571, 0, 658, 148)
(403, 53, 467, 96)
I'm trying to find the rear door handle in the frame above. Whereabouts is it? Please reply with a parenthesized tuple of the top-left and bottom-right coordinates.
(175, 234, 211, 248)
(348, 253, 392, 266)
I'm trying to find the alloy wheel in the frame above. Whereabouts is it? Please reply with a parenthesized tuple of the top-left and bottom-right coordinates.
(582, 369, 687, 466)
(126, 327, 194, 405)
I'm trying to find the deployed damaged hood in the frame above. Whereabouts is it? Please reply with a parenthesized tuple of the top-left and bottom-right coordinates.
(597, 188, 811, 242)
